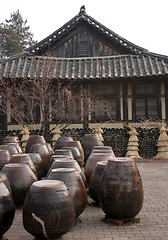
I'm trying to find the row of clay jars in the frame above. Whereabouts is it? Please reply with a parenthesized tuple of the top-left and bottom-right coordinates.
(89, 158, 144, 220)
(23, 180, 76, 239)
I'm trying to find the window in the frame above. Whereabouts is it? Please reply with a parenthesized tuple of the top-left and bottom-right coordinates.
(134, 83, 160, 120)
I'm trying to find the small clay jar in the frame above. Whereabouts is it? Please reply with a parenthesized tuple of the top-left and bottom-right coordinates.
(81, 134, 103, 162)
(0, 145, 18, 156)
(10, 154, 37, 176)
(89, 160, 108, 204)
(0, 179, 15, 240)
(0, 149, 10, 170)
(6, 143, 23, 154)
(99, 158, 144, 220)
(2, 136, 20, 145)
(64, 141, 85, 167)
(27, 153, 44, 179)
(1, 163, 37, 204)
(47, 158, 87, 187)
(54, 149, 73, 158)
(54, 136, 73, 150)
(48, 154, 73, 170)
(23, 180, 76, 239)
(84, 152, 115, 185)
(0, 172, 12, 194)
(47, 168, 87, 218)
(29, 143, 50, 175)
(25, 135, 46, 153)
(62, 146, 82, 167)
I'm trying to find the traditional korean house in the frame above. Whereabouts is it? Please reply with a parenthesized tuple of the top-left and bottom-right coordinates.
(0, 6, 168, 130)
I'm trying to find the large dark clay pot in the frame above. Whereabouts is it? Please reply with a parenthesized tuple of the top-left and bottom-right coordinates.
(2, 163, 37, 204)
(81, 134, 103, 162)
(23, 180, 76, 240)
(25, 135, 46, 153)
(64, 141, 85, 167)
(47, 168, 87, 218)
(10, 154, 37, 176)
(84, 152, 115, 185)
(29, 143, 50, 175)
(28, 153, 44, 179)
(0, 149, 10, 170)
(54, 136, 73, 150)
(89, 160, 108, 204)
(0, 179, 15, 240)
(99, 158, 144, 220)
(62, 146, 82, 167)
(47, 158, 86, 187)
(2, 136, 20, 145)
(0, 145, 18, 156)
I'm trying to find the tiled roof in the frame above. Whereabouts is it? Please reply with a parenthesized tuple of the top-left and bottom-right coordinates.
(1, 55, 168, 80)
(25, 7, 148, 56)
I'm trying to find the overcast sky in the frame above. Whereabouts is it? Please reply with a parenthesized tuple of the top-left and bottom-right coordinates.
(1, 0, 168, 56)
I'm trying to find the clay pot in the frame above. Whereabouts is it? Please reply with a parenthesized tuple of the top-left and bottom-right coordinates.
(10, 154, 37, 176)
(47, 168, 87, 218)
(47, 158, 86, 187)
(23, 180, 76, 239)
(84, 152, 115, 185)
(81, 134, 103, 162)
(0, 149, 10, 170)
(99, 158, 144, 220)
(91, 146, 115, 157)
(0, 179, 15, 240)
(27, 153, 44, 179)
(62, 147, 82, 167)
(25, 135, 46, 153)
(1, 163, 37, 204)
(0, 145, 18, 156)
(0, 172, 12, 193)
(6, 143, 23, 154)
(48, 154, 73, 170)
(54, 149, 73, 158)
(89, 160, 108, 204)
(29, 143, 50, 175)
(54, 136, 73, 150)
(2, 136, 20, 145)
(64, 141, 84, 167)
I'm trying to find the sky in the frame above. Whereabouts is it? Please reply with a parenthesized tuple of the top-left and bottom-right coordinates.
(1, 0, 168, 56)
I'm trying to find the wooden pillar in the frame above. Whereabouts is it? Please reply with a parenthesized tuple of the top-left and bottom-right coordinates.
(161, 81, 166, 120)
(120, 83, 123, 120)
(127, 83, 132, 120)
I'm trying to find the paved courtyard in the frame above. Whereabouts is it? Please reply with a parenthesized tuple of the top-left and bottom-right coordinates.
(4, 161, 168, 240)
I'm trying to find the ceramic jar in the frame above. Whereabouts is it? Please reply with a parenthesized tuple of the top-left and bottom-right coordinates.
(23, 180, 76, 239)
(47, 168, 87, 218)
(0, 145, 18, 156)
(29, 143, 50, 175)
(64, 141, 84, 167)
(47, 158, 87, 187)
(89, 160, 108, 204)
(81, 134, 103, 162)
(84, 152, 115, 185)
(0, 149, 10, 170)
(99, 158, 144, 220)
(10, 154, 37, 176)
(62, 146, 82, 167)
(0, 179, 15, 240)
(1, 163, 37, 204)
(0, 172, 12, 193)
(54, 136, 73, 150)
(2, 136, 20, 145)
(28, 153, 44, 179)
(25, 135, 46, 153)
